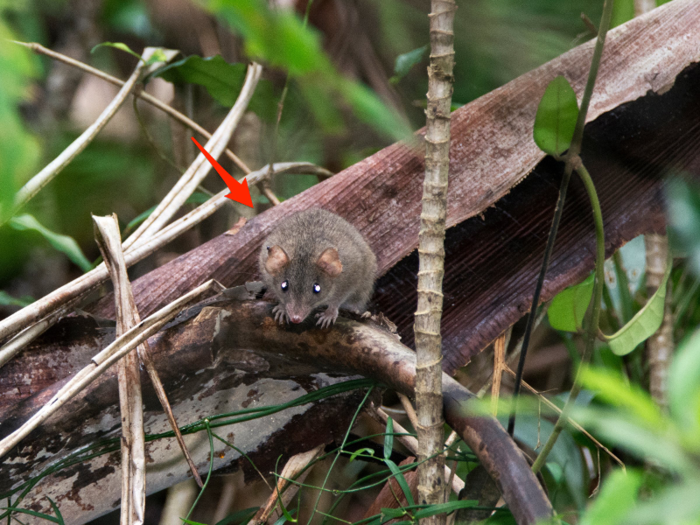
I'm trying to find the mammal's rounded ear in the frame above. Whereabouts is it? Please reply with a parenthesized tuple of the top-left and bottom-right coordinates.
(265, 245, 290, 275)
(317, 248, 343, 277)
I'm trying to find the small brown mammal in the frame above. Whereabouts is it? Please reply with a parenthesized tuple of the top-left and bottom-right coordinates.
(259, 208, 377, 328)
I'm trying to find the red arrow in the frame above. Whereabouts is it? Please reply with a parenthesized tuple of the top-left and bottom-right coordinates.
(191, 137, 253, 208)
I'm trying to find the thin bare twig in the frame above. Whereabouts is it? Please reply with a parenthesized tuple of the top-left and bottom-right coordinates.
(6, 47, 156, 223)
(12, 41, 252, 175)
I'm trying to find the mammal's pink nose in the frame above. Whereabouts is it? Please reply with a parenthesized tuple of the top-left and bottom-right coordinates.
(290, 315, 303, 324)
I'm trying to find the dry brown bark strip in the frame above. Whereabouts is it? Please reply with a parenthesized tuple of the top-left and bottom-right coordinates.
(90, 0, 700, 374)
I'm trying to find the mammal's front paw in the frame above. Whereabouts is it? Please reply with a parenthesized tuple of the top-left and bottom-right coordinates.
(272, 304, 289, 325)
(315, 307, 339, 329)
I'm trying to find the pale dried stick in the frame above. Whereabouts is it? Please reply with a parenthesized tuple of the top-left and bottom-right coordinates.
(503, 367, 625, 469)
(12, 41, 252, 175)
(490, 332, 507, 416)
(373, 408, 464, 495)
(0, 279, 223, 460)
(252, 444, 325, 525)
(94, 215, 147, 525)
(0, 319, 53, 367)
(397, 392, 418, 428)
(95, 215, 204, 488)
(124, 62, 263, 251)
(6, 48, 155, 222)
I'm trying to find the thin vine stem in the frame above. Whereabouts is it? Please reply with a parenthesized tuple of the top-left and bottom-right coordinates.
(531, 162, 605, 474)
(507, 0, 614, 437)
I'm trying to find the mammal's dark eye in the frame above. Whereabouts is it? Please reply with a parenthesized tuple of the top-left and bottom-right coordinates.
(281, 280, 289, 292)
(313, 283, 321, 294)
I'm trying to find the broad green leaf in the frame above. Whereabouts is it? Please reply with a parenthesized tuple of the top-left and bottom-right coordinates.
(578, 469, 642, 525)
(383, 417, 394, 460)
(91, 41, 142, 61)
(151, 56, 276, 119)
(10, 214, 92, 272)
(667, 179, 700, 278)
(533, 75, 579, 156)
(605, 257, 671, 355)
(580, 367, 664, 428)
(504, 414, 586, 509)
(0, 290, 33, 307)
(571, 407, 689, 474)
(390, 45, 428, 83)
(548, 272, 594, 332)
(0, 18, 40, 221)
(385, 458, 415, 507)
(206, 0, 330, 76)
(623, 479, 700, 525)
(668, 328, 700, 436)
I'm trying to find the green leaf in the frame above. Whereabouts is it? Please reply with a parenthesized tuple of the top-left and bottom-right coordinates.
(47, 497, 65, 525)
(605, 256, 671, 356)
(0, 18, 40, 221)
(533, 75, 579, 156)
(349, 447, 375, 462)
(548, 272, 595, 332)
(338, 79, 412, 142)
(668, 328, 700, 436)
(0, 290, 34, 307)
(206, 0, 330, 76)
(623, 479, 700, 525)
(505, 414, 586, 509)
(390, 45, 428, 84)
(578, 469, 642, 525)
(412, 500, 478, 519)
(383, 417, 394, 460)
(214, 507, 258, 525)
(579, 367, 664, 428)
(91, 41, 143, 61)
(570, 407, 689, 474)
(10, 214, 92, 272)
(381, 508, 407, 519)
(385, 458, 415, 507)
(610, 0, 635, 28)
(151, 56, 276, 119)
(667, 179, 700, 279)
(271, 507, 297, 525)
(0, 506, 60, 523)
